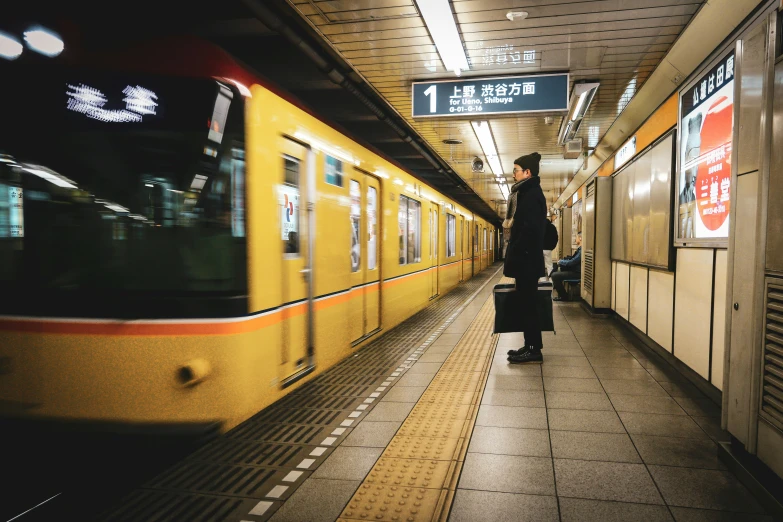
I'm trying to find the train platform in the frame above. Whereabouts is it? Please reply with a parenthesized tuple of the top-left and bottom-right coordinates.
(96, 265, 774, 522)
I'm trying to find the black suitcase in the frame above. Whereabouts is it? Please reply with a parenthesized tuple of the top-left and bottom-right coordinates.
(493, 282, 555, 334)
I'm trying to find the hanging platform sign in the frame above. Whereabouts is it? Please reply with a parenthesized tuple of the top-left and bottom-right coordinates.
(412, 73, 569, 118)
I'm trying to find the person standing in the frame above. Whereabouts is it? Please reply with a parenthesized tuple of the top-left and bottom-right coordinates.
(504, 152, 547, 364)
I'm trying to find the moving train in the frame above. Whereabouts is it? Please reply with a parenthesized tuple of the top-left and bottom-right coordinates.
(0, 37, 497, 434)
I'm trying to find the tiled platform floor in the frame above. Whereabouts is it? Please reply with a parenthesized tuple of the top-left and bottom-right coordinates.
(268, 271, 774, 522)
(451, 298, 773, 522)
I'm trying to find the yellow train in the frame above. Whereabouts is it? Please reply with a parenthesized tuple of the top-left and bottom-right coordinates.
(0, 37, 496, 434)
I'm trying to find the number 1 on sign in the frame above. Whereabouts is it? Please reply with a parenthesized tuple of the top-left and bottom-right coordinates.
(424, 85, 436, 113)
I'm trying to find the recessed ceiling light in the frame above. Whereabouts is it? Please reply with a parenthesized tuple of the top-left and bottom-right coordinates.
(442, 138, 463, 145)
(416, 0, 469, 76)
(506, 11, 528, 21)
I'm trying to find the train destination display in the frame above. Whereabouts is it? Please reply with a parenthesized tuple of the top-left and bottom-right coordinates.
(412, 73, 569, 118)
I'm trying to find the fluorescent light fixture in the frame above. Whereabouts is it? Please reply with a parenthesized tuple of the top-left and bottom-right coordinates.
(24, 27, 64, 57)
(571, 91, 588, 121)
(471, 121, 503, 176)
(0, 32, 23, 60)
(23, 166, 77, 188)
(145, 183, 154, 188)
(415, 0, 469, 76)
(558, 81, 599, 145)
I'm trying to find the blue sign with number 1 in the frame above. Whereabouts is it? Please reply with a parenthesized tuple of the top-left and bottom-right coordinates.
(412, 74, 569, 118)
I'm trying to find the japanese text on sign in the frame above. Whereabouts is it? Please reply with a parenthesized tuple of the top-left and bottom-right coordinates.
(412, 74, 569, 118)
(678, 49, 735, 242)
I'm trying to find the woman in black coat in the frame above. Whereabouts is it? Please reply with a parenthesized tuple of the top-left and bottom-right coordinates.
(504, 152, 547, 364)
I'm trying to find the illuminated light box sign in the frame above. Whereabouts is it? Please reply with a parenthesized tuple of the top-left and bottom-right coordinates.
(677, 49, 735, 242)
(66, 83, 159, 123)
(412, 73, 569, 118)
(614, 136, 636, 170)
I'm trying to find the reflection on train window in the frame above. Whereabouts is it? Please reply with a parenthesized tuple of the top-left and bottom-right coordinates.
(367, 186, 377, 270)
(483, 229, 487, 251)
(446, 214, 456, 257)
(282, 157, 301, 256)
(0, 70, 247, 318)
(350, 180, 361, 272)
(475, 224, 479, 253)
(398, 195, 421, 265)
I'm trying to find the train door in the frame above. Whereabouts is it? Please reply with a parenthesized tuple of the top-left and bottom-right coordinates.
(459, 216, 465, 282)
(473, 223, 478, 276)
(349, 171, 381, 344)
(365, 175, 381, 334)
(429, 205, 439, 298)
(280, 140, 311, 382)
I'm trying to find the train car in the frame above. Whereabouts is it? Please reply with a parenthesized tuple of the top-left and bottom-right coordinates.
(0, 37, 496, 435)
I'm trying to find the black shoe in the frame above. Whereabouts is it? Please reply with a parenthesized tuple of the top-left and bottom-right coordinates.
(553, 297, 565, 302)
(507, 345, 540, 356)
(507, 348, 543, 364)
(507, 346, 529, 356)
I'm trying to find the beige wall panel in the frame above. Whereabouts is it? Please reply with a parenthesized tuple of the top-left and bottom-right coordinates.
(611, 261, 617, 310)
(630, 265, 649, 333)
(615, 262, 630, 320)
(711, 249, 728, 390)
(648, 269, 675, 352)
(758, 420, 783, 479)
(674, 248, 715, 379)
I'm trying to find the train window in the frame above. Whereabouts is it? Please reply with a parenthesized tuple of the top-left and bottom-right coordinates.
(483, 229, 487, 251)
(474, 224, 479, 253)
(350, 180, 361, 272)
(446, 214, 456, 257)
(367, 186, 377, 270)
(325, 155, 344, 187)
(398, 195, 421, 265)
(282, 157, 300, 256)
(0, 69, 248, 318)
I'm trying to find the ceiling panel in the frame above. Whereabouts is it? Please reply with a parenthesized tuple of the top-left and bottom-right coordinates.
(285, 0, 706, 216)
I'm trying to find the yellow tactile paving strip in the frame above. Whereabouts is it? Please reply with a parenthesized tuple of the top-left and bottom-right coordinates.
(338, 296, 498, 522)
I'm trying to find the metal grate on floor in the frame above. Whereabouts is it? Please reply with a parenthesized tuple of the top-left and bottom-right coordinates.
(96, 266, 500, 522)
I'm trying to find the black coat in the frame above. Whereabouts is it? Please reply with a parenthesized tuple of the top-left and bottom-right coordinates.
(503, 176, 547, 281)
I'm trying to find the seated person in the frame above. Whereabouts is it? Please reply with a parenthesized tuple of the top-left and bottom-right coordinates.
(551, 233, 581, 301)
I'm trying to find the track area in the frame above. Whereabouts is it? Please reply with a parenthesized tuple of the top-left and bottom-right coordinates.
(87, 265, 502, 522)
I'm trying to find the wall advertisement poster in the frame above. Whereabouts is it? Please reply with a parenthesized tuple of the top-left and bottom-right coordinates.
(677, 49, 735, 243)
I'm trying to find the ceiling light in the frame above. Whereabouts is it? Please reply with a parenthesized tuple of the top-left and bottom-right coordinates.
(415, 0, 469, 76)
(23, 27, 64, 57)
(506, 11, 528, 21)
(558, 81, 599, 145)
(471, 121, 503, 176)
(571, 92, 589, 121)
(0, 32, 23, 60)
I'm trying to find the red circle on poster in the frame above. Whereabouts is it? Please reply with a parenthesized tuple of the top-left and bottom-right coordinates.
(695, 95, 733, 231)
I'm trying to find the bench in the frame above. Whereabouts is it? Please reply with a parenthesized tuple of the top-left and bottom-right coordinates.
(563, 279, 581, 300)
